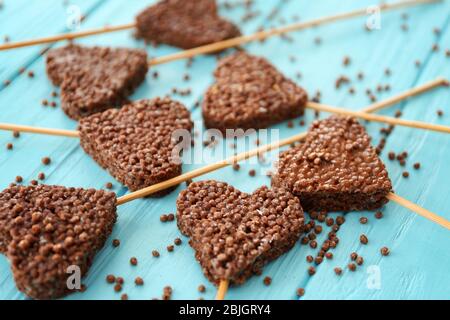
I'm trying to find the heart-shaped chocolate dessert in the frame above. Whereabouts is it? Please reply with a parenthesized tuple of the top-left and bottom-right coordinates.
(176, 180, 304, 285)
(202, 52, 308, 133)
(78, 97, 193, 194)
(0, 184, 117, 300)
(272, 116, 393, 212)
(135, 0, 241, 49)
(46, 44, 149, 120)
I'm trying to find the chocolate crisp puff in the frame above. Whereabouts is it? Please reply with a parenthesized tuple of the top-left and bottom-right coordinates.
(272, 116, 393, 212)
(0, 184, 117, 300)
(79, 98, 193, 195)
(176, 180, 304, 285)
(46, 44, 148, 120)
(203, 52, 308, 134)
(135, 0, 241, 49)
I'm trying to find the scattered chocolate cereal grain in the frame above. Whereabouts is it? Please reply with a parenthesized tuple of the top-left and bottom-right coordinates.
(135, 277, 144, 286)
(116, 277, 124, 285)
(296, 288, 305, 297)
(356, 256, 364, 266)
(360, 234, 369, 245)
(112, 239, 121, 248)
(130, 257, 138, 266)
(381, 247, 390, 256)
(106, 275, 116, 284)
(263, 276, 272, 286)
(42, 157, 51, 165)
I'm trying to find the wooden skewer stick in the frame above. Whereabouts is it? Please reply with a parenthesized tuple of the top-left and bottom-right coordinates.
(388, 193, 450, 230)
(0, 0, 439, 53)
(0, 23, 136, 51)
(148, 0, 440, 66)
(0, 123, 79, 138)
(116, 131, 307, 205)
(306, 102, 450, 134)
(361, 77, 449, 113)
(216, 280, 230, 301)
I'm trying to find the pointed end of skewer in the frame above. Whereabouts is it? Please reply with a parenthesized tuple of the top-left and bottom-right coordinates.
(439, 77, 450, 87)
(215, 280, 229, 300)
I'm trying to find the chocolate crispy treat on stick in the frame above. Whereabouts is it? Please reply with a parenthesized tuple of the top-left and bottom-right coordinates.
(272, 116, 393, 212)
(0, 184, 117, 300)
(135, 0, 241, 49)
(203, 52, 308, 133)
(177, 180, 304, 285)
(46, 44, 148, 120)
(78, 98, 193, 194)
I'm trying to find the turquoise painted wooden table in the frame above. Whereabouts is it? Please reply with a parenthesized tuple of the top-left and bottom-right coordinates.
(0, 0, 449, 300)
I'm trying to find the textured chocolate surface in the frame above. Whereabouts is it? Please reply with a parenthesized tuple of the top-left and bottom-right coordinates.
(177, 180, 304, 285)
(79, 98, 193, 194)
(203, 52, 308, 133)
(135, 0, 241, 49)
(46, 44, 148, 120)
(272, 116, 393, 212)
(0, 184, 117, 300)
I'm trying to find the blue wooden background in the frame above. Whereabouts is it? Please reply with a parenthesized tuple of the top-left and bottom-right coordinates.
(0, 0, 449, 300)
